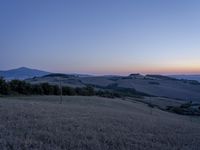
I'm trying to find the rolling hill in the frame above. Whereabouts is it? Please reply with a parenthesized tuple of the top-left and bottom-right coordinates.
(1, 67, 200, 102)
(169, 75, 200, 82)
(26, 73, 200, 102)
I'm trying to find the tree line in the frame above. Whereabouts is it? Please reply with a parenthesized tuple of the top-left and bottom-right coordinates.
(0, 77, 120, 98)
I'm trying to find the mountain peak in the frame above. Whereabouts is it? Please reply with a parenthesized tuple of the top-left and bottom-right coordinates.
(18, 67, 29, 69)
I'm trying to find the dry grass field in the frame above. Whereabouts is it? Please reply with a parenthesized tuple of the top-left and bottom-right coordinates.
(0, 96, 199, 150)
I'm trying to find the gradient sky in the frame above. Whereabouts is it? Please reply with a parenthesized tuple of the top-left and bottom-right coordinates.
(1, 0, 200, 75)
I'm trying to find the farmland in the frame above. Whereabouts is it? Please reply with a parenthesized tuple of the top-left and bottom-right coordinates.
(0, 96, 199, 150)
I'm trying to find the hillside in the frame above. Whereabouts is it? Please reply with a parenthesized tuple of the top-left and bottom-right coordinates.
(27, 74, 200, 102)
(169, 75, 200, 82)
(0, 96, 199, 150)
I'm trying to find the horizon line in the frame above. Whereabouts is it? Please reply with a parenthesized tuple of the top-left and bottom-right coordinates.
(0, 66, 200, 76)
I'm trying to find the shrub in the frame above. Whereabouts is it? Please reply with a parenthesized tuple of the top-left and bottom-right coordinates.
(180, 101, 192, 108)
(148, 81, 160, 85)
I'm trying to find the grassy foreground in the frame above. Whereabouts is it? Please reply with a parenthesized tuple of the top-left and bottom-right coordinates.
(0, 96, 199, 150)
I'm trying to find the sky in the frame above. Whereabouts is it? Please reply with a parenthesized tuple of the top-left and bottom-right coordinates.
(0, 0, 200, 75)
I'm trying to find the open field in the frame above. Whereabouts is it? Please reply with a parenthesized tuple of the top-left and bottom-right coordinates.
(0, 96, 200, 150)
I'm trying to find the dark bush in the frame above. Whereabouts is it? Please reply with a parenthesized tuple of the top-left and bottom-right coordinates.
(75, 86, 95, 96)
(148, 81, 160, 85)
(180, 101, 192, 108)
(171, 107, 184, 114)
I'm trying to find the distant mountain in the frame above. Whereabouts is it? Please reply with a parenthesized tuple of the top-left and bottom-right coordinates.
(169, 75, 200, 82)
(0, 67, 50, 80)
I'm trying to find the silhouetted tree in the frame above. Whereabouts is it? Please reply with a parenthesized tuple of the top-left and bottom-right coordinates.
(52, 85, 60, 95)
(62, 86, 76, 95)
(0, 77, 9, 95)
(0, 79, 121, 98)
(9, 80, 30, 95)
(31, 84, 44, 95)
(41, 83, 54, 95)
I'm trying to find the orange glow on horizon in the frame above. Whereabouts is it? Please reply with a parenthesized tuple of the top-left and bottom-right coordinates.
(83, 65, 200, 75)
(54, 61, 200, 75)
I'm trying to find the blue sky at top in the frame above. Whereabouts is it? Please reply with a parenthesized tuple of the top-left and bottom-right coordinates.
(0, 0, 200, 75)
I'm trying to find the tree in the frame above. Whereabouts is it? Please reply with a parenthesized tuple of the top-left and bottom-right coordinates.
(84, 86, 95, 96)
(75, 86, 95, 96)
(62, 86, 76, 95)
(0, 77, 9, 95)
(9, 80, 30, 95)
(40, 83, 54, 95)
(31, 84, 44, 95)
(52, 85, 60, 95)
